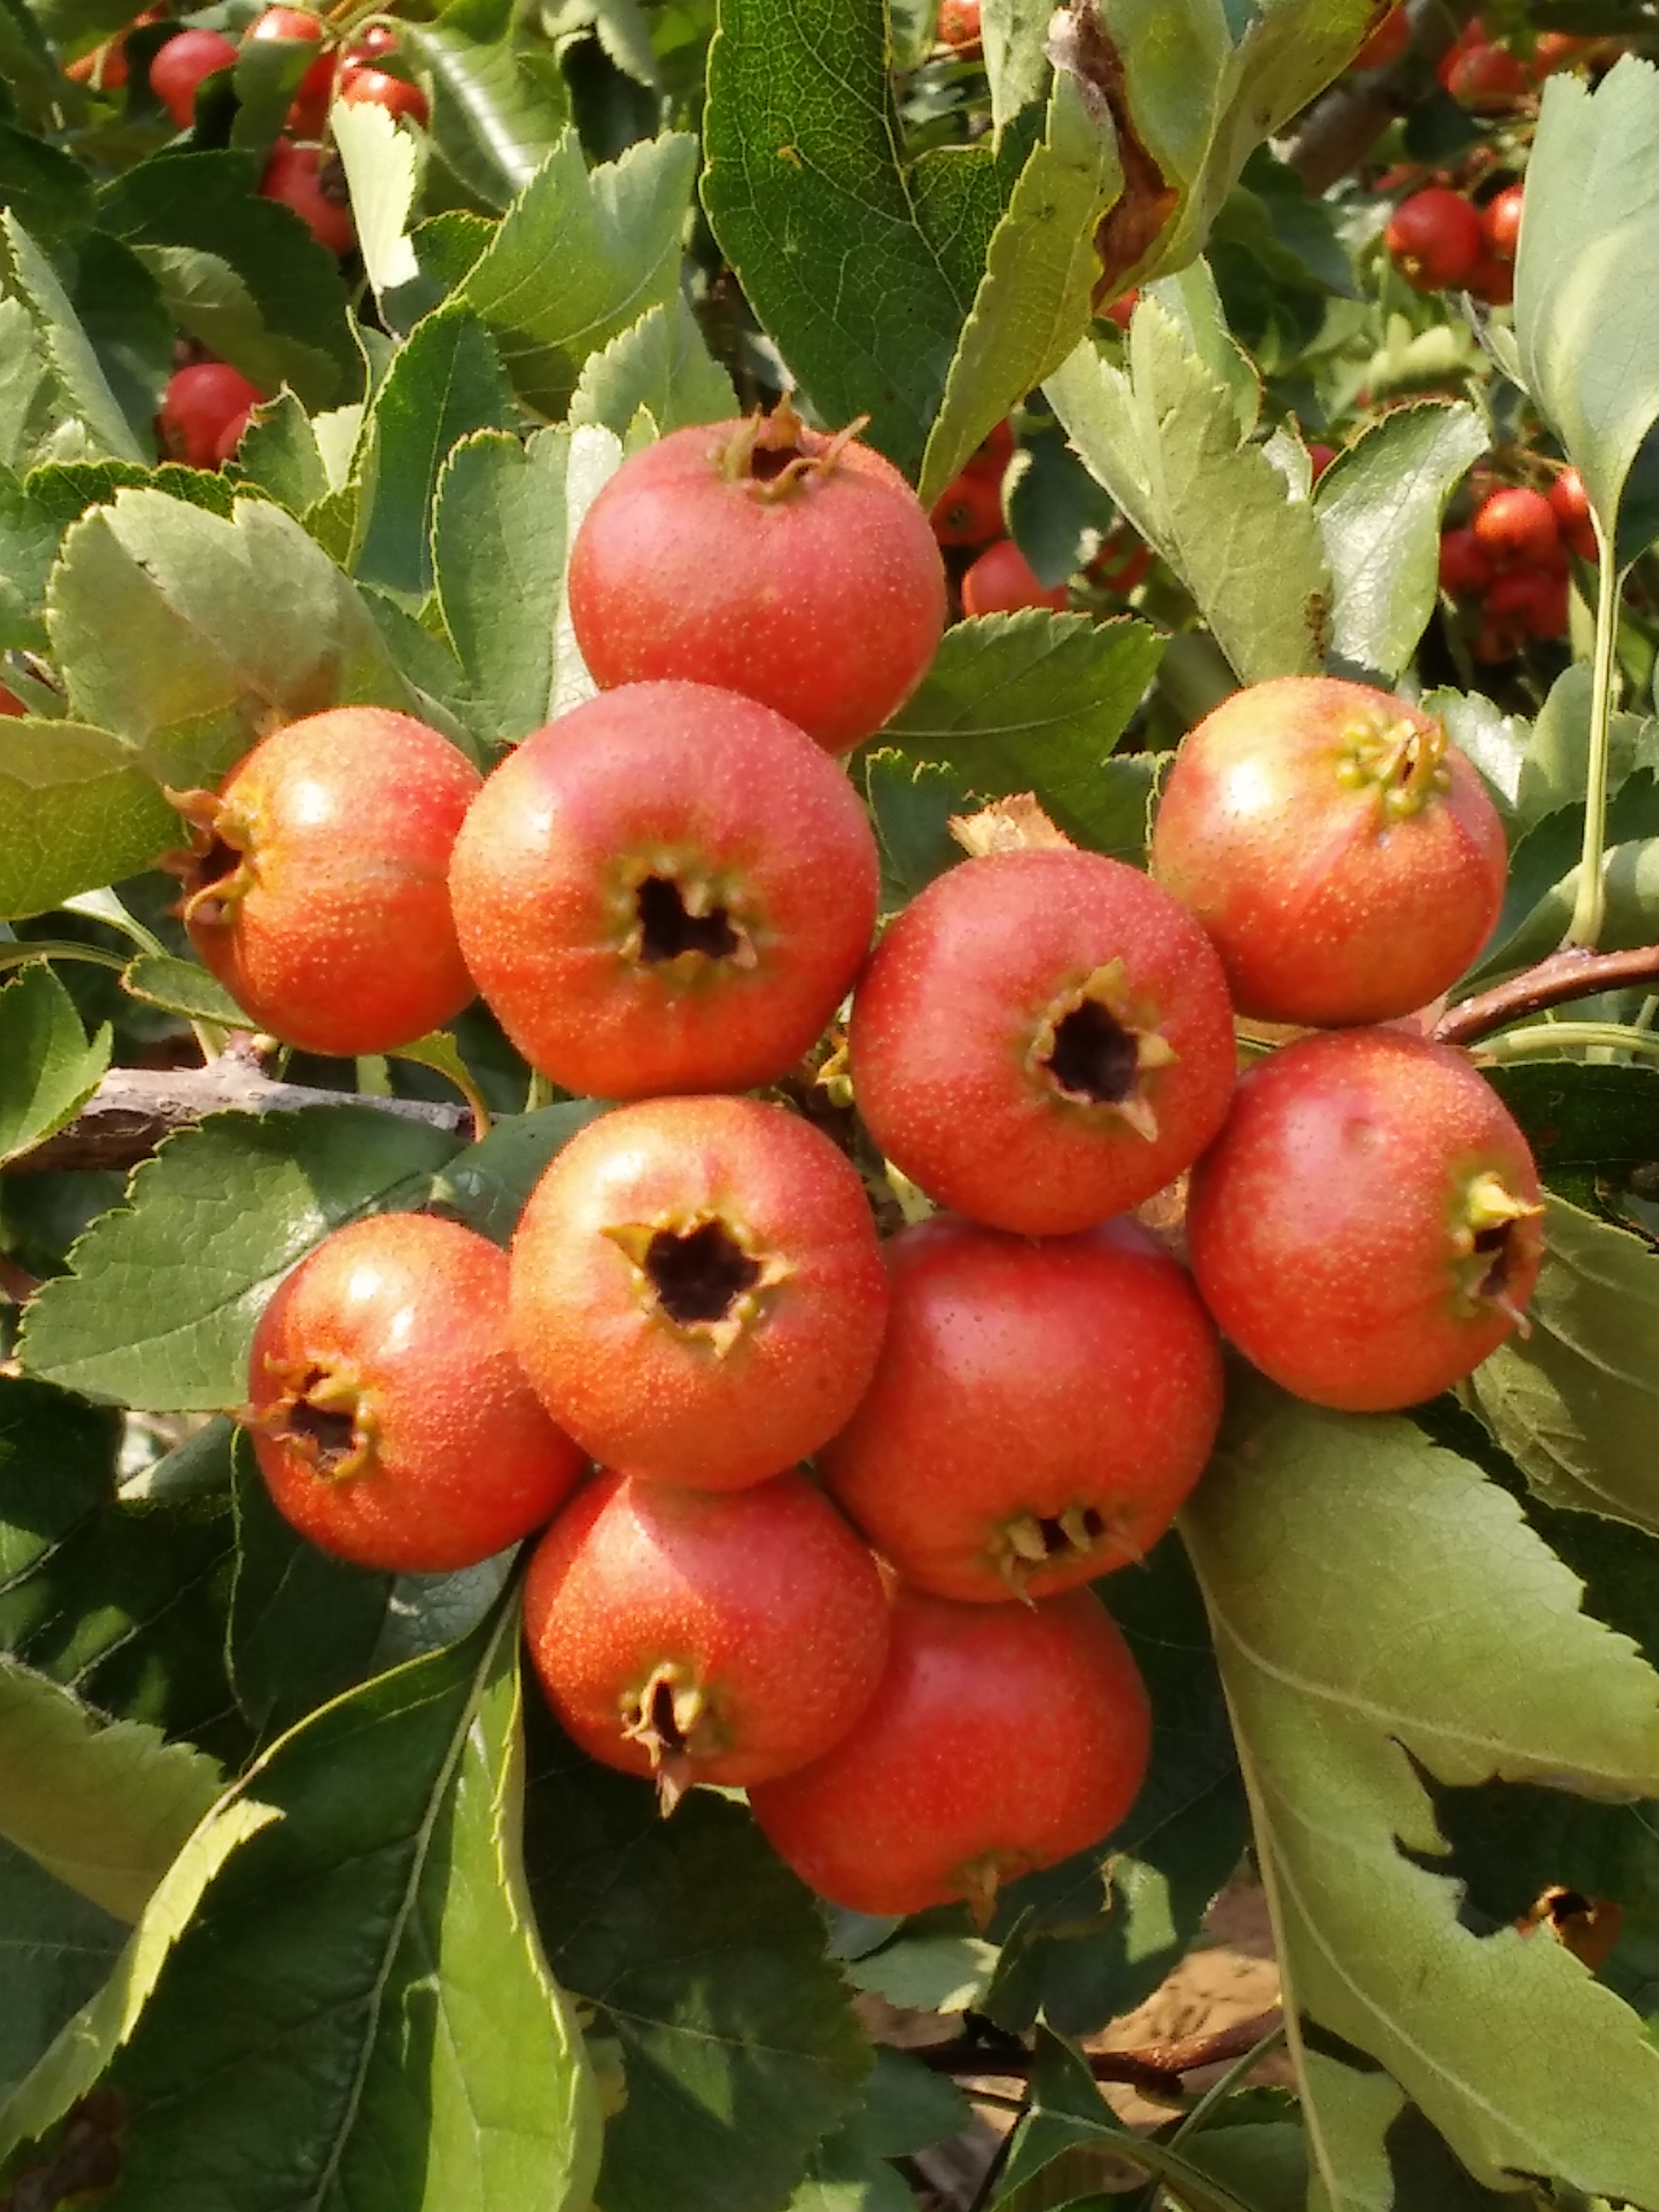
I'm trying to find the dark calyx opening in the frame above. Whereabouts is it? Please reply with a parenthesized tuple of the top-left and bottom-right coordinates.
(749, 441, 803, 483)
(1043, 1000, 1139, 1103)
(636, 875, 739, 963)
(647, 1675, 689, 1755)
(195, 835, 240, 890)
(647, 1220, 761, 1325)
(286, 1386, 356, 1468)
(1474, 1221, 1514, 1300)
(1036, 1506, 1105, 1557)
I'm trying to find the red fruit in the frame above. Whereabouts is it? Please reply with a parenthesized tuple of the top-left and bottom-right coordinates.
(930, 468, 1004, 548)
(0, 684, 24, 718)
(820, 1214, 1222, 1604)
(961, 538, 1069, 616)
(158, 362, 265, 469)
(213, 405, 255, 467)
(567, 399, 946, 755)
(1482, 183, 1524, 259)
(171, 707, 480, 1056)
(749, 1586, 1151, 1920)
(246, 1214, 588, 1572)
(523, 1470, 889, 1803)
(1487, 565, 1569, 640)
(1465, 251, 1515, 306)
(1473, 485, 1559, 568)
(1444, 40, 1529, 106)
(937, 0, 981, 55)
(1103, 288, 1138, 330)
(509, 1096, 888, 1490)
(343, 20, 399, 64)
(1385, 189, 1483, 289)
(1550, 468, 1598, 561)
(149, 27, 238, 125)
(1353, 6, 1409, 71)
(448, 681, 878, 1099)
(1186, 1029, 1545, 1412)
(1088, 533, 1152, 594)
(260, 138, 355, 257)
(1307, 441, 1336, 482)
(1150, 676, 1506, 1028)
(848, 848, 1238, 1236)
(337, 64, 428, 125)
(66, 36, 124, 86)
(247, 5, 335, 136)
(1531, 31, 1596, 76)
(969, 419, 1016, 476)
(1438, 526, 1493, 597)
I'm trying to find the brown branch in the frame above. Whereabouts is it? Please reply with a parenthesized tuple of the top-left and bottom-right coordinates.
(5, 1062, 472, 1175)
(1284, 1, 1479, 197)
(1435, 945, 1659, 1049)
(917, 2008, 1283, 2097)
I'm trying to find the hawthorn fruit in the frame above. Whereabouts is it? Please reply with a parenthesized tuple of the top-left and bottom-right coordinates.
(337, 66, 428, 125)
(158, 362, 265, 469)
(961, 538, 1068, 615)
(1474, 486, 1559, 568)
(1386, 189, 1482, 290)
(247, 4, 335, 136)
(149, 27, 238, 125)
(261, 138, 356, 257)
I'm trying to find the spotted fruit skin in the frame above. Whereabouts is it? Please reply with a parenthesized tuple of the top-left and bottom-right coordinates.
(848, 848, 1238, 1235)
(820, 1214, 1222, 1603)
(523, 1469, 890, 1790)
(1150, 676, 1507, 1026)
(178, 707, 480, 1056)
(510, 1096, 889, 1488)
(247, 1214, 589, 1571)
(1186, 1029, 1545, 1412)
(749, 1586, 1151, 1918)
(566, 410, 946, 754)
(448, 681, 878, 1098)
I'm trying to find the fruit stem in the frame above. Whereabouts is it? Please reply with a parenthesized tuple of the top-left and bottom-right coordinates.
(1474, 1020, 1659, 1068)
(1564, 521, 1621, 948)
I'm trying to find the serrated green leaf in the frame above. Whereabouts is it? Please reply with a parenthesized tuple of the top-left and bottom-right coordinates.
(1182, 1381, 1659, 2204)
(1487, 1058, 1659, 1190)
(0, 1656, 224, 1920)
(129, 244, 342, 410)
(1426, 687, 1528, 827)
(0, 962, 111, 1166)
(0, 296, 53, 473)
(1146, 258, 1260, 437)
(457, 127, 696, 416)
(1004, 424, 1115, 589)
(119, 952, 250, 1027)
(1513, 661, 1651, 829)
(568, 294, 736, 438)
(406, 7, 571, 213)
(527, 1708, 872, 2212)
(226, 389, 329, 514)
(428, 1098, 609, 1244)
(1300, 2048, 1523, 2212)
(981, 0, 1049, 137)
(876, 609, 1163, 848)
(0, 719, 175, 919)
(47, 488, 416, 788)
(1313, 399, 1486, 683)
(0, 461, 59, 648)
(789, 2046, 971, 2211)
(1470, 1193, 1659, 1536)
(330, 94, 422, 317)
(1, 212, 146, 462)
(67, 228, 172, 456)
(1045, 305, 1330, 684)
(845, 1934, 1000, 2013)
(0, 121, 95, 249)
(16, 1106, 463, 1411)
(0, 1835, 125, 2108)
(861, 749, 973, 904)
(225, 30, 317, 161)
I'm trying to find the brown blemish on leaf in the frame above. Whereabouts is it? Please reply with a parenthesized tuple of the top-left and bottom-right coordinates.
(1046, 0, 1179, 309)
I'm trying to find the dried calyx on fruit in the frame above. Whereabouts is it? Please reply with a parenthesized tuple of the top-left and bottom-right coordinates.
(602, 1210, 789, 1355)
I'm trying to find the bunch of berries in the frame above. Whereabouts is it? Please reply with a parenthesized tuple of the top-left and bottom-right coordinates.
(1385, 178, 1522, 306)
(1440, 472, 1592, 660)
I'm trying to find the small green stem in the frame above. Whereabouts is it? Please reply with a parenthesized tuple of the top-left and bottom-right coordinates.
(1564, 530, 1622, 948)
(1476, 1021, 1659, 1066)
(524, 1068, 555, 1113)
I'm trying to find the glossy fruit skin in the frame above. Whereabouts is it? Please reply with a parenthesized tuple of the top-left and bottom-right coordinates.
(1474, 486, 1558, 567)
(937, 0, 981, 54)
(749, 1586, 1151, 1918)
(261, 138, 355, 257)
(1353, 5, 1408, 69)
(158, 362, 265, 469)
(929, 467, 1004, 547)
(1150, 675, 1507, 1027)
(849, 848, 1238, 1236)
(213, 405, 256, 467)
(1465, 249, 1515, 306)
(1187, 1029, 1545, 1412)
(510, 1096, 889, 1489)
(337, 64, 428, 124)
(344, 21, 399, 64)
(248, 5, 335, 135)
(566, 409, 946, 754)
(1386, 189, 1482, 289)
(1482, 183, 1525, 258)
(1444, 39, 1529, 105)
(247, 1214, 588, 1572)
(150, 27, 237, 125)
(176, 707, 480, 1056)
(961, 538, 1068, 616)
(449, 682, 878, 1099)
(820, 1214, 1223, 1604)
(523, 1469, 890, 1792)
(1487, 564, 1569, 641)
(1438, 526, 1493, 597)
(1550, 468, 1598, 560)
(0, 684, 23, 718)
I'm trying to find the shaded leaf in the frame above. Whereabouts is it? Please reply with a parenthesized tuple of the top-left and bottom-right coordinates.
(406, 4, 571, 213)
(0, 719, 175, 920)
(0, 1836, 125, 2108)
(861, 748, 975, 904)
(1, 211, 146, 462)
(226, 390, 330, 515)
(428, 1099, 609, 1245)
(0, 962, 111, 1166)
(0, 296, 53, 473)
(568, 294, 736, 438)
(119, 952, 250, 1027)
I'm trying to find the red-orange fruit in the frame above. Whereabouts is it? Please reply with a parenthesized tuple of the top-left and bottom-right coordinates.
(523, 1469, 890, 1802)
(260, 139, 355, 257)
(961, 538, 1068, 616)
(246, 1214, 588, 1571)
(749, 1586, 1152, 1919)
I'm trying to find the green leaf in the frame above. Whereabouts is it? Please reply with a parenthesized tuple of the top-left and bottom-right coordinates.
(845, 1933, 1000, 2013)
(79, 1610, 604, 2211)
(405, 9, 572, 213)
(457, 128, 697, 416)
(1299, 2047, 1527, 2212)
(702, 0, 1015, 480)
(428, 1099, 610, 1244)
(981, 0, 1050, 137)
(1, 212, 147, 462)
(225, 390, 330, 515)
(67, 229, 172, 458)
(0, 461, 60, 648)
(119, 952, 252, 1027)
(0, 719, 175, 920)
(526, 1708, 872, 2212)
(918, 68, 1123, 506)
(16, 1106, 463, 1412)
(1181, 1381, 1659, 2204)
(47, 488, 416, 789)
(876, 610, 1163, 849)
(788, 2050, 972, 2212)
(861, 748, 975, 903)
(0, 295, 53, 474)
(0, 1656, 224, 1920)
(1045, 305, 1330, 684)
(568, 294, 737, 438)
(1487, 1058, 1659, 1192)
(0, 121, 95, 250)
(329, 95, 422, 319)
(1513, 57, 1659, 550)
(0, 962, 111, 1165)
(0, 1836, 125, 2108)
(1470, 1193, 1659, 1537)
(352, 311, 517, 604)
(1427, 686, 1528, 827)
(1313, 400, 1486, 684)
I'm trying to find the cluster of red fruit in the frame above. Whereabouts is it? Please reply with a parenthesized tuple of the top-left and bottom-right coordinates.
(1385, 177, 1522, 306)
(203, 405, 1544, 1921)
(1436, 16, 1612, 107)
(1439, 470, 1593, 659)
(929, 419, 1151, 620)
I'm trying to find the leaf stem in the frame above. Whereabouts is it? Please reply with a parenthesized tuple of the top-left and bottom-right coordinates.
(1435, 945, 1659, 1046)
(1564, 534, 1621, 948)
(1166, 2017, 1288, 2145)
(1473, 1020, 1659, 1066)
